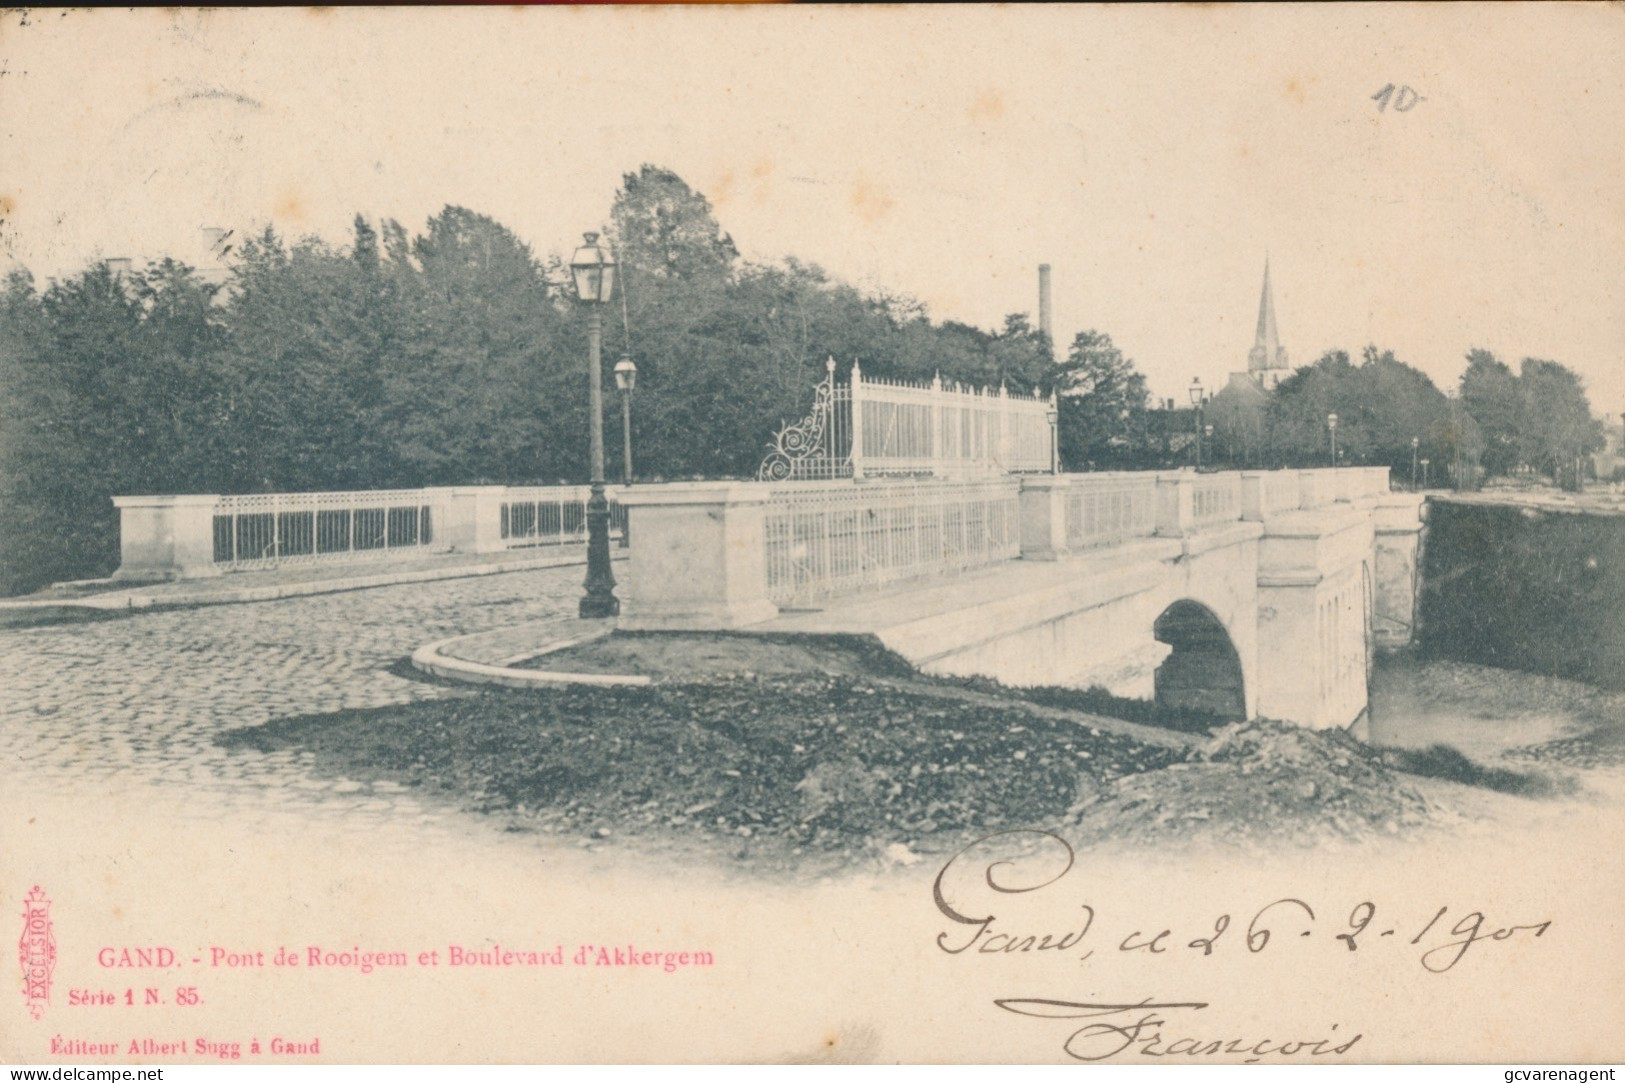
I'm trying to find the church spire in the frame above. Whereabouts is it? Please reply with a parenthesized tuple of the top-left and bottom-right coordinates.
(1247, 257, 1288, 387)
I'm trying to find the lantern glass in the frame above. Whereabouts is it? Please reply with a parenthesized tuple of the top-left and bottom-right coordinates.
(1188, 379, 1204, 406)
(570, 232, 617, 303)
(614, 357, 638, 392)
(1327, 412, 1338, 430)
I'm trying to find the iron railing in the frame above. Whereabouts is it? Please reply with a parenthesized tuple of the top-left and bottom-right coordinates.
(1191, 474, 1242, 526)
(209, 485, 623, 572)
(1061, 473, 1159, 550)
(759, 358, 1055, 481)
(211, 490, 443, 571)
(762, 477, 1022, 606)
(498, 486, 626, 549)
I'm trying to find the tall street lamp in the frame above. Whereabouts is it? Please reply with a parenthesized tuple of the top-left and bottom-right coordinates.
(1189, 377, 1205, 471)
(571, 232, 618, 619)
(1411, 436, 1420, 490)
(1327, 412, 1339, 468)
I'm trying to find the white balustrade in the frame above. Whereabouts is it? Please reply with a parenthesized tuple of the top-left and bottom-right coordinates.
(762, 476, 1022, 606)
(1060, 473, 1159, 550)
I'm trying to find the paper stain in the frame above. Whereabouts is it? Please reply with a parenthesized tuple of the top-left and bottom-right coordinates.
(274, 189, 309, 224)
(968, 89, 1005, 126)
(711, 170, 737, 210)
(776, 1023, 881, 1064)
(713, 158, 776, 212)
(849, 174, 895, 225)
(0, 193, 14, 223)
(750, 158, 774, 204)
(1283, 74, 1319, 106)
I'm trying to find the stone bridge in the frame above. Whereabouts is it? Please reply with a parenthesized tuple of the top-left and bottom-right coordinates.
(620, 467, 1424, 733)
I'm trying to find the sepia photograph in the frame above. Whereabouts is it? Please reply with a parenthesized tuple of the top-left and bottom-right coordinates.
(2, 3, 1623, 1066)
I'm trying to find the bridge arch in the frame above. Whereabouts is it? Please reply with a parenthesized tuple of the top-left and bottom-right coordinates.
(1152, 599, 1247, 722)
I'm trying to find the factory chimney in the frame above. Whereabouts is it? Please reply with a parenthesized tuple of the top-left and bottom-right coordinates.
(1038, 263, 1054, 360)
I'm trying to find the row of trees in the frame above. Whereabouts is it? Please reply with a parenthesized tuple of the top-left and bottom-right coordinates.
(0, 166, 1055, 594)
(0, 162, 1604, 594)
(1053, 333, 1603, 486)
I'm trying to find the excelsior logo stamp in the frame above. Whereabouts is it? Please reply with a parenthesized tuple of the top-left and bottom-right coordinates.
(19, 886, 55, 1021)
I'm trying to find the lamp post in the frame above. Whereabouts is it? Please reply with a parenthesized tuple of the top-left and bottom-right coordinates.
(613, 357, 637, 485)
(1189, 378, 1205, 471)
(571, 232, 618, 619)
(1046, 399, 1060, 474)
(613, 356, 637, 550)
(1328, 412, 1339, 468)
(1420, 457, 1430, 490)
(1411, 436, 1420, 490)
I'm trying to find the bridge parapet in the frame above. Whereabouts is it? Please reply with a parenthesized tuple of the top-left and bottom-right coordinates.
(617, 468, 1427, 737)
(1018, 472, 1157, 561)
(1155, 471, 1242, 536)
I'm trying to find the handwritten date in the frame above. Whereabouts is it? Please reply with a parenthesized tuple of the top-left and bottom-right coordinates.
(933, 830, 1550, 974)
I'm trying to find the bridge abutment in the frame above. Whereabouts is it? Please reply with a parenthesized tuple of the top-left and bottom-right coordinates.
(1371, 493, 1426, 649)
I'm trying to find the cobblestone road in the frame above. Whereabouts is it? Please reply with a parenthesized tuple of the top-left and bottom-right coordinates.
(0, 566, 592, 834)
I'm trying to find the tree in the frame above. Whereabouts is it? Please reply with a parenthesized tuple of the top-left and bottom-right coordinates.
(1265, 346, 1461, 478)
(1516, 357, 1601, 487)
(1458, 349, 1601, 485)
(1053, 330, 1149, 470)
(609, 164, 738, 287)
(1460, 348, 1520, 477)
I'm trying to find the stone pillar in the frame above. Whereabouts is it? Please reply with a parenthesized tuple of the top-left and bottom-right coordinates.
(1371, 492, 1426, 649)
(1254, 506, 1375, 729)
(1017, 475, 1071, 560)
(425, 486, 508, 554)
(1154, 471, 1195, 536)
(1237, 472, 1269, 522)
(615, 483, 779, 630)
(111, 494, 222, 581)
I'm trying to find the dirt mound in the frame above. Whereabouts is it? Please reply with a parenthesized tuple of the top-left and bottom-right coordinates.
(1070, 719, 1436, 849)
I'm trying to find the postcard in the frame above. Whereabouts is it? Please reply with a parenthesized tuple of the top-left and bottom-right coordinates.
(2, 4, 1622, 1066)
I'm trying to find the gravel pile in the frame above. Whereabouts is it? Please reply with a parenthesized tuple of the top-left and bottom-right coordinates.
(1069, 718, 1437, 848)
(226, 674, 1183, 855)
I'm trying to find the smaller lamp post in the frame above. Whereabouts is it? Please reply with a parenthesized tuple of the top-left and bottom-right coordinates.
(1046, 398, 1060, 474)
(613, 357, 637, 486)
(1328, 412, 1339, 468)
(1420, 457, 1430, 490)
(1411, 436, 1420, 490)
(1189, 378, 1205, 471)
(613, 356, 637, 549)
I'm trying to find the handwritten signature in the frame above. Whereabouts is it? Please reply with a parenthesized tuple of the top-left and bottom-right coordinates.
(993, 997, 1362, 1062)
(932, 830, 1551, 975)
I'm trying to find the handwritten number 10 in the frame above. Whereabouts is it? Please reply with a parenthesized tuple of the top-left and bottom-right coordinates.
(1373, 84, 1424, 112)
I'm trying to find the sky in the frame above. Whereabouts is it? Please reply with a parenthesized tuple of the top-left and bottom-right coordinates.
(2, 5, 1621, 411)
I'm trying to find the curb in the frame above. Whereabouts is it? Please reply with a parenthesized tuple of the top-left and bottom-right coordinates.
(411, 626, 652, 689)
(1, 550, 624, 614)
